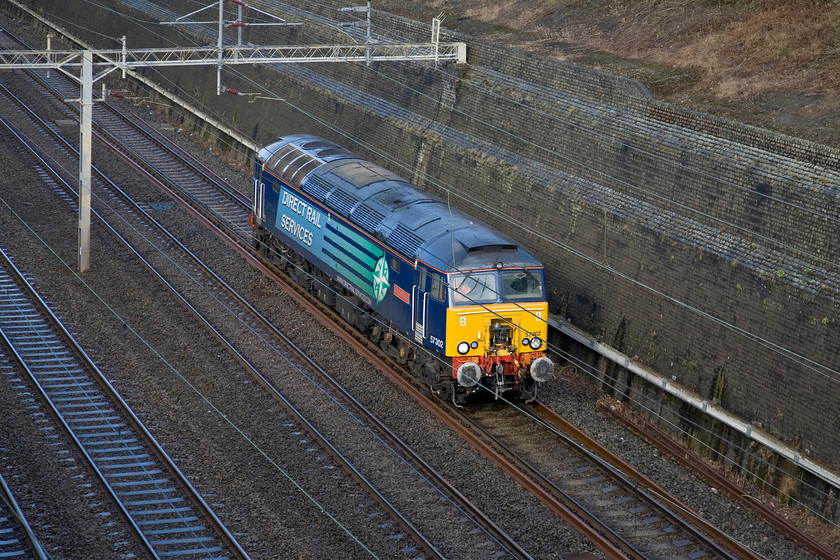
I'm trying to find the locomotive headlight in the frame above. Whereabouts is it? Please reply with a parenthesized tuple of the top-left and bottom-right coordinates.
(530, 356, 555, 383)
(529, 337, 542, 350)
(521, 337, 530, 347)
(457, 361, 482, 387)
(457, 341, 470, 355)
(470, 341, 478, 349)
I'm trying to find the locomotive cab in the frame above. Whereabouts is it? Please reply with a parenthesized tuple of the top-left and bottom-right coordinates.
(445, 265, 554, 402)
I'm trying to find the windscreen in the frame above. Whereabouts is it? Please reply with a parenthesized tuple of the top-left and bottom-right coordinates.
(500, 270, 544, 301)
(450, 272, 498, 305)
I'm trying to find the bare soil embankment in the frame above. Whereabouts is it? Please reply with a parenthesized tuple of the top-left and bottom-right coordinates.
(384, 0, 840, 148)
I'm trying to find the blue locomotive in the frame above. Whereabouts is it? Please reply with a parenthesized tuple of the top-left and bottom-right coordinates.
(250, 135, 554, 403)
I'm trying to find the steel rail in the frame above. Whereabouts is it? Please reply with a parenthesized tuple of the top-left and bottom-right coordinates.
(24, 47, 541, 556)
(78, 39, 840, 560)
(0, 470, 47, 559)
(14, 44, 789, 560)
(68, 71, 744, 560)
(104, 120, 768, 559)
(0, 277, 158, 560)
(462, 402, 750, 560)
(0, 68, 454, 557)
(4, 13, 820, 560)
(531, 401, 765, 559)
(93, 116, 748, 558)
(89, 106, 531, 560)
(600, 400, 840, 560)
(86, 106, 254, 239)
(86, 205, 448, 560)
(113, 111, 251, 207)
(76, 118, 620, 557)
(224, 264, 629, 558)
(0, 243, 247, 560)
(4, 49, 553, 558)
(0, 88, 253, 557)
(58, 60, 745, 560)
(27, 65, 829, 559)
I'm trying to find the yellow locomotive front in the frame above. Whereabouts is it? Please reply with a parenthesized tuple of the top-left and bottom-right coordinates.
(445, 266, 554, 402)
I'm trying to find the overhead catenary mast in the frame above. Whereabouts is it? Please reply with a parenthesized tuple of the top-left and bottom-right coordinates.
(0, 0, 467, 272)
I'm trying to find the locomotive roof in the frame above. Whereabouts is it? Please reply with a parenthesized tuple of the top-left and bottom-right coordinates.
(258, 135, 544, 273)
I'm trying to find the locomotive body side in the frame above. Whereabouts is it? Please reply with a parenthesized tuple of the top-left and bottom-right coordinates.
(253, 150, 424, 349)
(251, 135, 554, 403)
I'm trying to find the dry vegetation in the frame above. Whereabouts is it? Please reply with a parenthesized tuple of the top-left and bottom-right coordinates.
(394, 0, 840, 146)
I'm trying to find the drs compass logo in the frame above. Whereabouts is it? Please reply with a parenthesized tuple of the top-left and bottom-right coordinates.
(372, 255, 390, 303)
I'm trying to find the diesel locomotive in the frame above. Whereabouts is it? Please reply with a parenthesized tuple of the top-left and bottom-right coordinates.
(250, 134, 554, 403)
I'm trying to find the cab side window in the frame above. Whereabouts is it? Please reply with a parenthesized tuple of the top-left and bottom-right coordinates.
(430, 273, 444, 302)
(418, 268, 428, 291)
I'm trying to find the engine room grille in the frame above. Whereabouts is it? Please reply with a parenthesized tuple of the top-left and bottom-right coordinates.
(388, 225, 423, 258)
(327, 189, 359, 217)
(302, 175, 331, 202)
(352, 204, 385, 234)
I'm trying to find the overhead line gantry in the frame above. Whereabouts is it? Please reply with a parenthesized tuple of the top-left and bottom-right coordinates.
(0, 0, 467, 272)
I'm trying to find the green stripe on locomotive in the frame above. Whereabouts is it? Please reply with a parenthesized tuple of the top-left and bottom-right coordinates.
(272, 183, 390, 303)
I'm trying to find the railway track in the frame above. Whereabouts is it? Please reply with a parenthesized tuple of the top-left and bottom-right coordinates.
(83, 112, 755, 556)
(460, 401, 759, 560)
(0, 37, 777, 560)
(0, 30, 536, 558)
(313, 315, 763, 560)
(0, 469, 45, 559)
(0, 247, 249, 559)
(0, 14, 830, 560)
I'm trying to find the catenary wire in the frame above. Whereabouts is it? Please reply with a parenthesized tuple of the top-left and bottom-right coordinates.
(18, 0, 839, 521)
(0, 93, 523, 553)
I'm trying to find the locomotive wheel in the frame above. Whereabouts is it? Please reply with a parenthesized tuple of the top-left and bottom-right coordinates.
(379, 338, 403, 360)
(368, 323, 384, 343)
(396, 340, 412, 365)
(424, 361, 446, 393)
(408, 360, 424, 383)
(409, 348, 432, 384)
